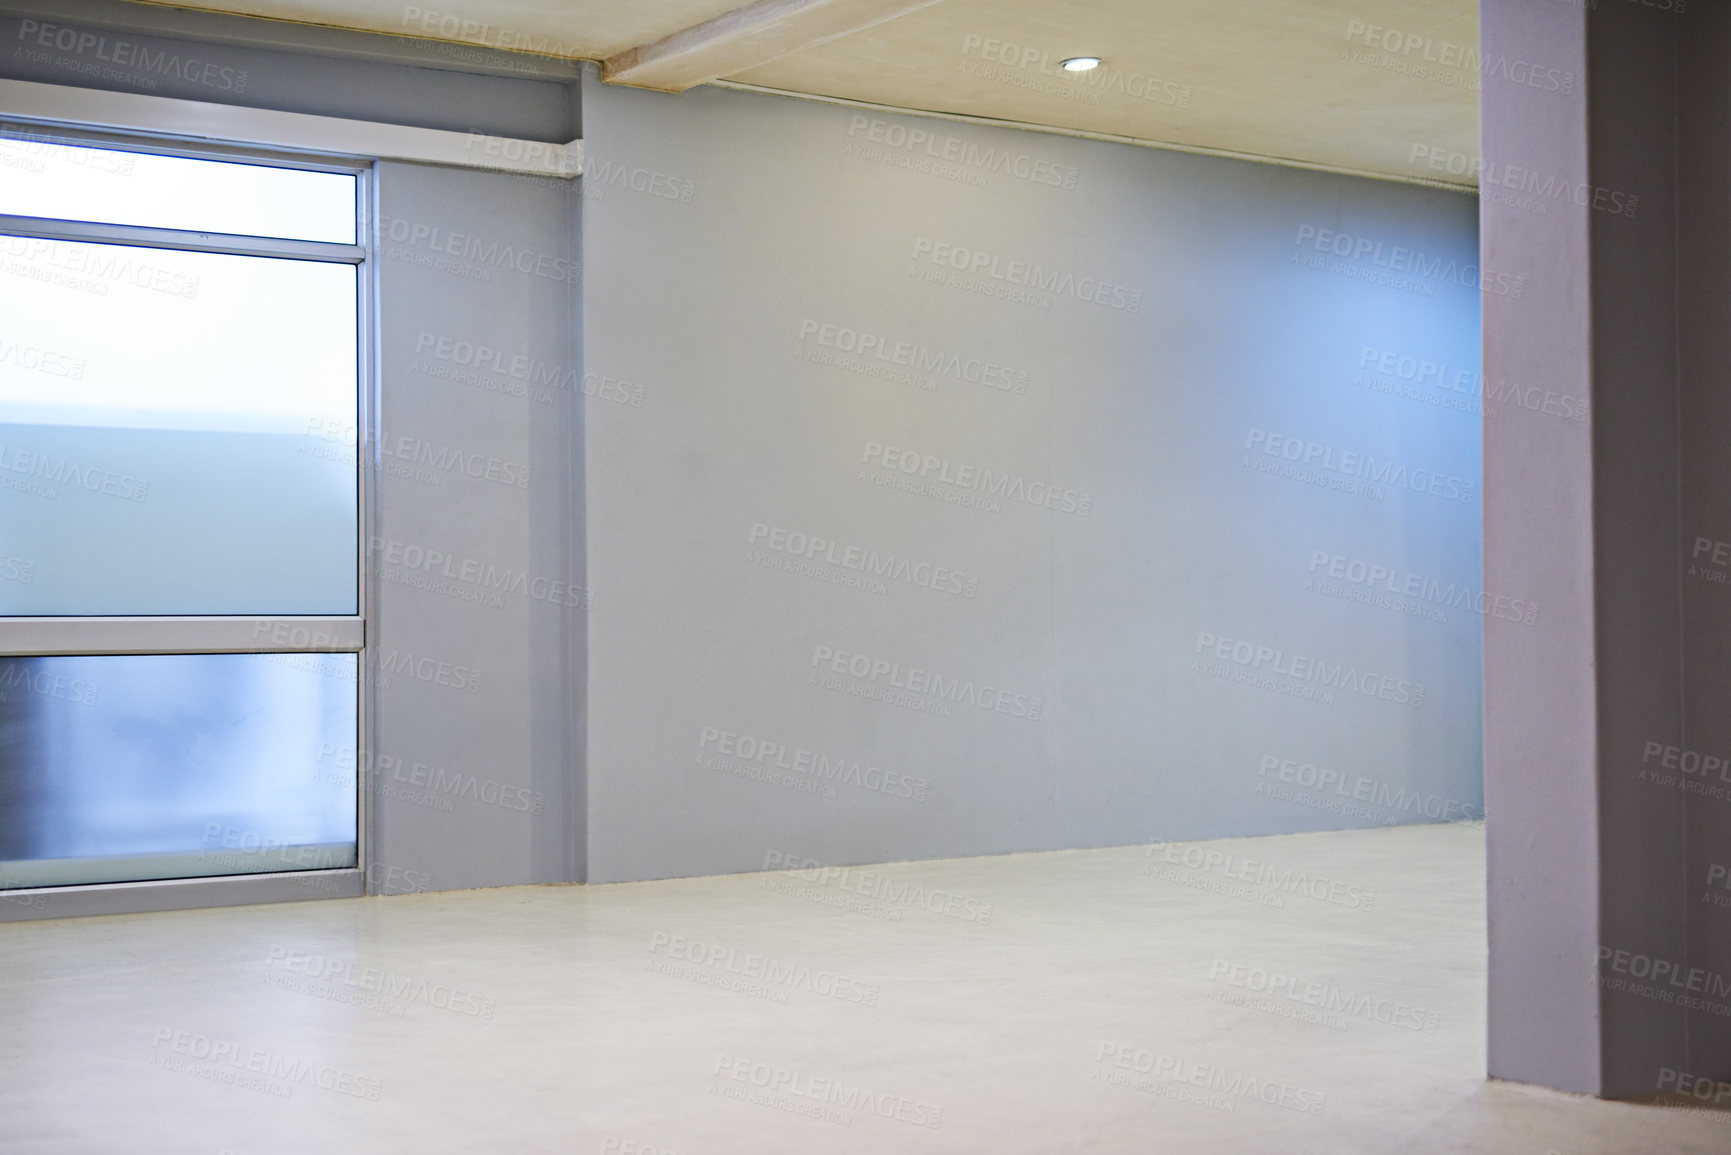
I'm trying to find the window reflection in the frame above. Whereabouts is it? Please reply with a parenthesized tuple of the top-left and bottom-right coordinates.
(0, 653, 357, 889)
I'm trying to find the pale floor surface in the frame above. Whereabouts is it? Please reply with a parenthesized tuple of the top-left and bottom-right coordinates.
(1, 823, 1727, 1154)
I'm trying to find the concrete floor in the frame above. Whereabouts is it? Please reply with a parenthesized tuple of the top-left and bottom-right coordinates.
(0, 823, 1726, 1154)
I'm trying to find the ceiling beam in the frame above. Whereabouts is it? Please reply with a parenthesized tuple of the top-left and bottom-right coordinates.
(602, 0, 946, 92)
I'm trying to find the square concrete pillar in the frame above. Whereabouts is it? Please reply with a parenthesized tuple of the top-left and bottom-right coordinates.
(1483, 0, 1731, 1097)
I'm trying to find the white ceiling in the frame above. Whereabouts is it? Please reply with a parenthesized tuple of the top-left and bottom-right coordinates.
(143, 0, 1481, 187)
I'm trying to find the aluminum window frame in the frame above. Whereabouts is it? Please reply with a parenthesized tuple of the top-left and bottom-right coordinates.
(0, 123, 377, 919)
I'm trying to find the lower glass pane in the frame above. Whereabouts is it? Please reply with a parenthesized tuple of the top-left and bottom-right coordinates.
(0, 653, 357, 889)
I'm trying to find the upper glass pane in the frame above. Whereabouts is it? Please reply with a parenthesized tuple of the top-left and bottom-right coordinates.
(0, 239, 359, 615)
(0, 135, 356, 243)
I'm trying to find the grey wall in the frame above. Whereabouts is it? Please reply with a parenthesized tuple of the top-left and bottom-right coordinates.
(581, 75, 1485, 885)
(370, 160, 583, 893)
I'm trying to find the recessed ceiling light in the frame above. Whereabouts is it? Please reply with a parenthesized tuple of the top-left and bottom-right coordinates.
(1060, 56, 1101, 72)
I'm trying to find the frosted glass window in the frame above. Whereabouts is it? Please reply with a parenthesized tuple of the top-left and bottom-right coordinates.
(0, 239, 358, 615)
(0, 136, 356, 243)
(0, 140, 365, 900)
(0, 654, 358, 890)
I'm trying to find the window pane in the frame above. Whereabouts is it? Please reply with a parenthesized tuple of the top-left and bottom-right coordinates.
(0, 135, 356, 243)
(0, 654, 357, 890)
(0, 238, 358, 615)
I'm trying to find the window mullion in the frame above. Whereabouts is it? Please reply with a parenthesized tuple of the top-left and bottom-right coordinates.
(0, 618, 364, 657)
(0, 213, 364, 263)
